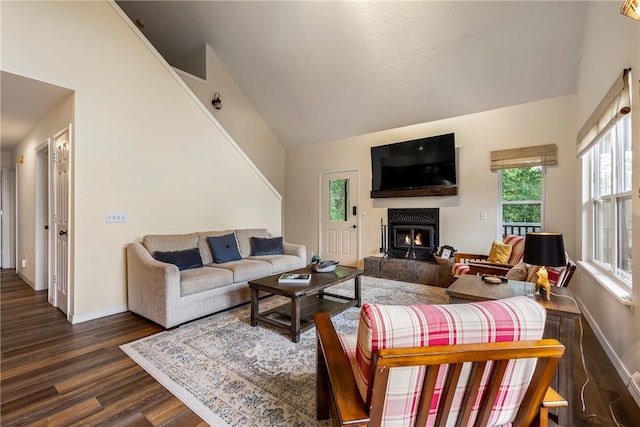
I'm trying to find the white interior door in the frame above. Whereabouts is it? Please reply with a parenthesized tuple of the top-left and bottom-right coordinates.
(53, 127, 70, 315)
(321, 171, 358, 267)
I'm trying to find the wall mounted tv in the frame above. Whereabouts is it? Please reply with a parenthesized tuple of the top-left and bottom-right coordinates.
(370, 133, 458, 198)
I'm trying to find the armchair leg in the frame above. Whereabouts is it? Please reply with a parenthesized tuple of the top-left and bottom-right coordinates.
(317, 336, 330, 420)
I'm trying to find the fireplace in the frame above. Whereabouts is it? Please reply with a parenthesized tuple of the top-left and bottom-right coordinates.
(387, 208, 439, 261)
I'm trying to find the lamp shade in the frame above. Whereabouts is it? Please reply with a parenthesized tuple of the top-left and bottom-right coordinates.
(523, 232, 566, 267)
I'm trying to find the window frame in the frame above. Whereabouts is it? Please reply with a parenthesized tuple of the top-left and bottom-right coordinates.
(586, 114, 632, 287)
(498, 166, 545, 238)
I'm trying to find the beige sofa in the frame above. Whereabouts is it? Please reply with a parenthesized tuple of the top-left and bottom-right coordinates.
(126, 228, 306, 328)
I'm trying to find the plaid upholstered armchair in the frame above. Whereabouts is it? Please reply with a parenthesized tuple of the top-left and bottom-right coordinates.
(452, 234, 526, 278)
(315, 297, 567, 427)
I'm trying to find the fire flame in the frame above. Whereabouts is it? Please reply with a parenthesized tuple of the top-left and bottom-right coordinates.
(414, 232, 423, 246)
(403, 232, 423, 246)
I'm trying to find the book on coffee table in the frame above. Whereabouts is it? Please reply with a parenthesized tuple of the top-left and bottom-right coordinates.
(278, 273, 312, 284)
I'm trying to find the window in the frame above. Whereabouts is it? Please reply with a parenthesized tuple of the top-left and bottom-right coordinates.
(587, 114, 632, 283)
(499, 167, 543, 237)
(328, 179, 349, 222)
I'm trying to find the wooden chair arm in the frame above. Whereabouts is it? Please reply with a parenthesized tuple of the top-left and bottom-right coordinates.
(542, 387, 567, 408)
(314, 312, 369, 426)
(454, 253, 489, 263)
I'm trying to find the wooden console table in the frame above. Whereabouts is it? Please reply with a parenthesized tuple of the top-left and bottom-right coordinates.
(446, 274, 581, 427)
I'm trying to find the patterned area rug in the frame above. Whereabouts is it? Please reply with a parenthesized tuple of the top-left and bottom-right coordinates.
(120, 276, 448, 426)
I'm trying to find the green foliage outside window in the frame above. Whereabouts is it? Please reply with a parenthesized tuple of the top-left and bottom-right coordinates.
(501, 167, 542, 223)
(329, 179, 348, 222)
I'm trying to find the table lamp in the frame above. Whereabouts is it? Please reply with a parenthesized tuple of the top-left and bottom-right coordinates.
(523, 232, 566, 300)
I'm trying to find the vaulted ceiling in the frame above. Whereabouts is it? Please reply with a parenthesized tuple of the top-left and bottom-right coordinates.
(1, 1, 590, 153)
(117, 1, 588, 148)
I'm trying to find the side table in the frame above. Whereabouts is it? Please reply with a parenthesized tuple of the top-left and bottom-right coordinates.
(446, 274, 582, 427)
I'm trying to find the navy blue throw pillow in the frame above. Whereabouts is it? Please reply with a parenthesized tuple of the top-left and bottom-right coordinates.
(154, 247, 203, 271)
(207, 234, 242, 263)
(250, 236, 284, 256)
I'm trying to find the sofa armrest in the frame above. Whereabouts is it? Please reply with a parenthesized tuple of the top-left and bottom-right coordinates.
(126, 242, 181, 327)
(283, 242, 306, 263)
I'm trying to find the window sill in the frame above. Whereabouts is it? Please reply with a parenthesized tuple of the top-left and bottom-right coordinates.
(577, 261, 633, 306)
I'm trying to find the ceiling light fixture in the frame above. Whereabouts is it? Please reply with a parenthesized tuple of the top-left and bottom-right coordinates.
(212, 92, 222, 110)
(621, 0, 640, 20)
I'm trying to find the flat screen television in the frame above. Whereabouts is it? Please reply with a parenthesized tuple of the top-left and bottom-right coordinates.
(370, 133, 457, 198)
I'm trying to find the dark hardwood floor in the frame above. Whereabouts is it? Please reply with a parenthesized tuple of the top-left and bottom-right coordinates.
(2, 269, 639, 426)
(1, 269, 205, 426)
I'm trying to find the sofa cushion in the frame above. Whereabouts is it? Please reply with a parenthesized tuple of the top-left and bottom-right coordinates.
(197, 230, 233, 264)
(207, 234, 242, 264)
(247, 254, 304, 273)
(180, 266, 234, 297)
(211, 258, 273, 282)
(154, 248, 203, 271)
(351, 297, 546, 425)
(487, 240, 512, 263)
(250, 236, 284, 256)
(504, 234, 526, 264)
(506, 262, 529, 281)
(143, 233, 199, 254)
(234, 228, 270, 258)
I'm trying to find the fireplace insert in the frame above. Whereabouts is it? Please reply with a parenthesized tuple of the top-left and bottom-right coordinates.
(387, 208, 439, 261)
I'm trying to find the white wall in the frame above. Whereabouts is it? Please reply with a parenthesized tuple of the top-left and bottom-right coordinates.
(574, 1, 640, 397)
(2, 1, 283, 321)
(180, 44, 286, 195)
(285, 95, 577, 267)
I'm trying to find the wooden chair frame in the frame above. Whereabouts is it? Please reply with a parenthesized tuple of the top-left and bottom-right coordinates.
(455, 254, 577, 289)
(315, 312, 567, 427)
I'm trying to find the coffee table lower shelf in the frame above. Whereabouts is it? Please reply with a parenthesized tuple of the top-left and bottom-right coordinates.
(255, 293, 357, 340)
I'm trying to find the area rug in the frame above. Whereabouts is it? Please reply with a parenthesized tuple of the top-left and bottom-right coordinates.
(120, 276, 448, 426)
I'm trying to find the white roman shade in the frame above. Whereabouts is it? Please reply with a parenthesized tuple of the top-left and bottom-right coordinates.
(490, 144, 557, 171)
(576, 68, 632, 157)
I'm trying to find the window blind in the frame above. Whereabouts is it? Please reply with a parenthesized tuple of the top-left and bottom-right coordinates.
(490, 144, 557, 171)
(576, 68, 631, 157)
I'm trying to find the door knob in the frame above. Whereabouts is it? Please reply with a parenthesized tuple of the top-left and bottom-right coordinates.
(352, 225, 357, 229)
(59, 230, 67, 236)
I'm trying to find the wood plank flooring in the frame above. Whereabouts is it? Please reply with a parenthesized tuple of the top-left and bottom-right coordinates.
(2, 269, 639, 426)
(1, 270, 205, 426)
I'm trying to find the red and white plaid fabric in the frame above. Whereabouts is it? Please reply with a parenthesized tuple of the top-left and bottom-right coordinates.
(503, 235, 526, 265)
(346, 296, 546, 426)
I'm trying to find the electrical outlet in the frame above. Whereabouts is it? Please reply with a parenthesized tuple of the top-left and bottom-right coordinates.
(105, 212, 128, 223)
(21, 259, 27, 268)
(480, 211, 488, 220)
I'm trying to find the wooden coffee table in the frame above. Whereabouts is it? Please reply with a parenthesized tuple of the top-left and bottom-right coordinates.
(446, 274, 582, 426)
(248, 266, 363, 342)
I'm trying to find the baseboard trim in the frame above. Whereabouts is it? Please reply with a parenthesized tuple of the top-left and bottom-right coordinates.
(574, 294, 640, 407)
(70, 304, 128, 324)
(17, 271, 35, 289)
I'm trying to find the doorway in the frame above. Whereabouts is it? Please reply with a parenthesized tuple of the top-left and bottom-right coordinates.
(35, 141, 50, 291)
(0, 166, 16, 269)
(320, 170, 359, 267)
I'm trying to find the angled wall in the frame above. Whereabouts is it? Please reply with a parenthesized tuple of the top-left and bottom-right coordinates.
(1, 1, 283, 321)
